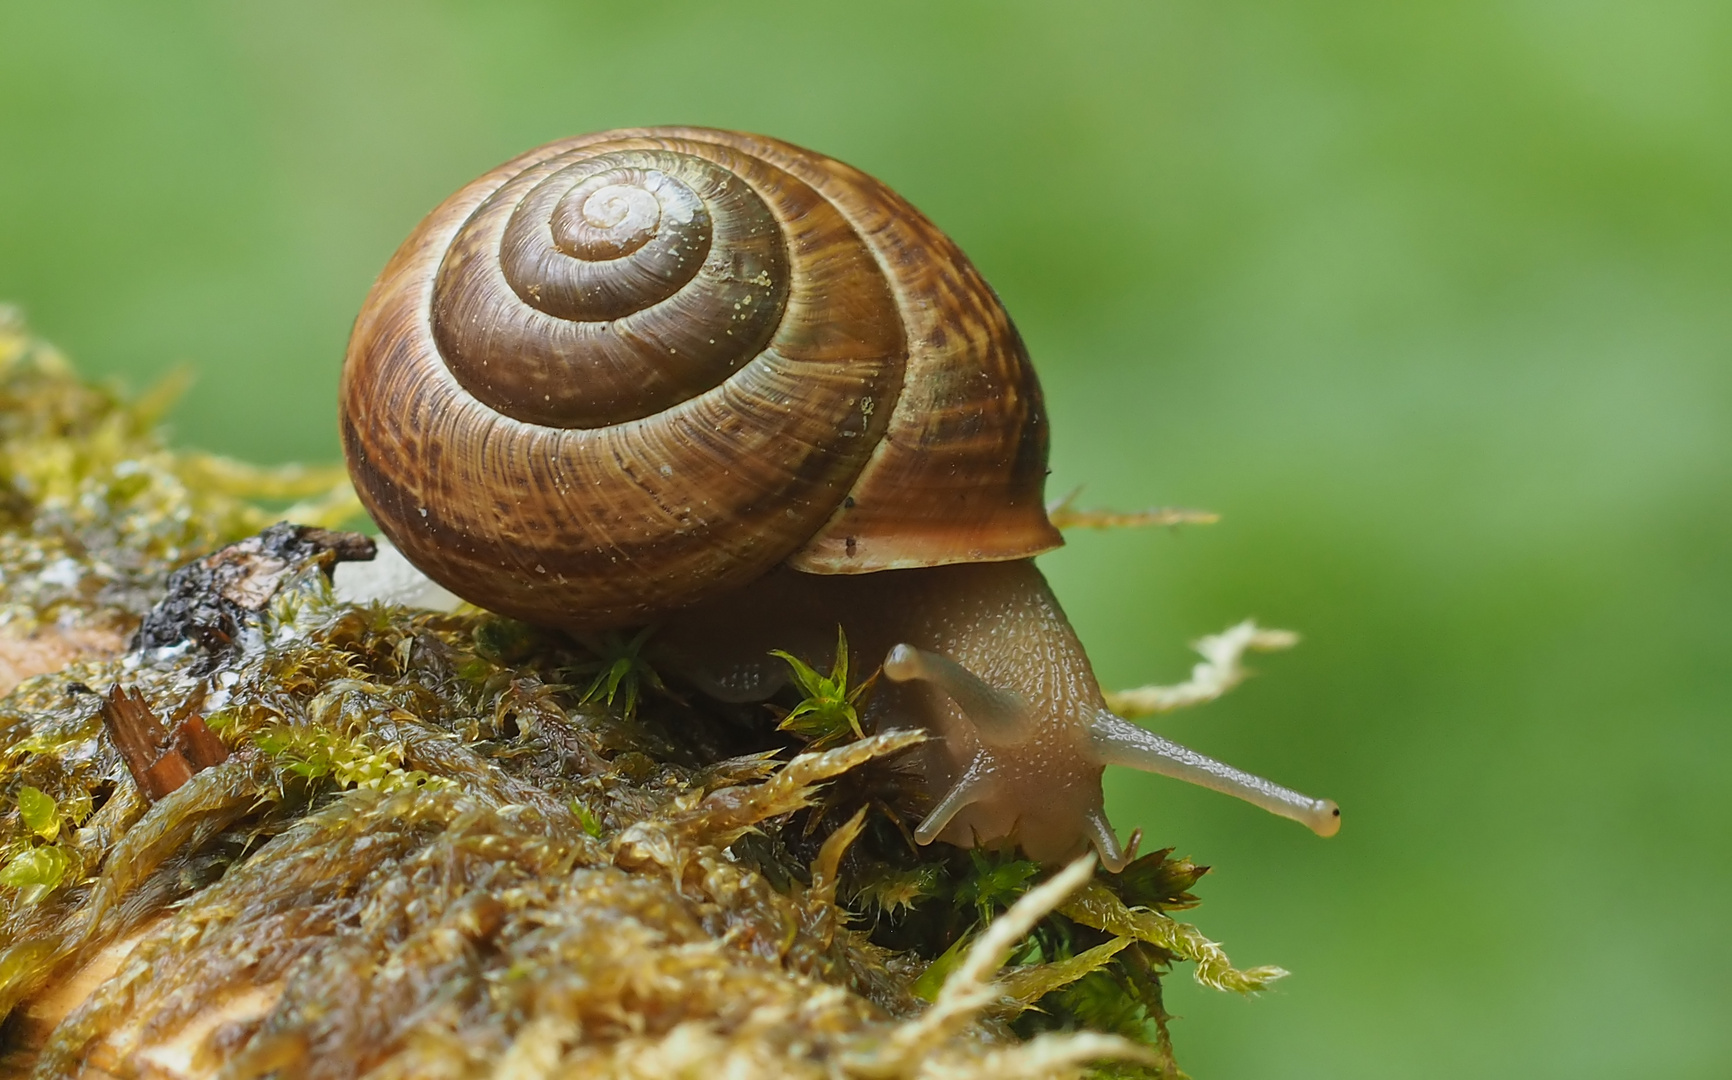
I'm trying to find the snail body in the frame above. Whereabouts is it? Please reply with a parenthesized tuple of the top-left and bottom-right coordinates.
(341, 127, 1338, 869)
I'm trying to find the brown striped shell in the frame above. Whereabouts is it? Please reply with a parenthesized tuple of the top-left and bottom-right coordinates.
(340, 127, 1062, 629)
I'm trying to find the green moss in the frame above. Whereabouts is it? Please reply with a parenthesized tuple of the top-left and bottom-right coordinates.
(770, 626, 874, 748)
(571, 625, 665, 722)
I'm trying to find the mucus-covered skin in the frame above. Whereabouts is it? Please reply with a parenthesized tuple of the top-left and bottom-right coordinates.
(656, 560, 1131, 868)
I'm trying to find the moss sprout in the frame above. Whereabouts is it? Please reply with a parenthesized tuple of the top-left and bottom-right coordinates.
(770, 627, 876, 749)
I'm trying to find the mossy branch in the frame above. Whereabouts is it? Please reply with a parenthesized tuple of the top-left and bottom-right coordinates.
(0, 314, 1300, 1080)
(1061, 880, 1288, 994)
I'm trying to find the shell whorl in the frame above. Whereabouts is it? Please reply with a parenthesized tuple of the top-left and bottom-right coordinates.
(341, 127, 1062, 629)
(434, 149, 792, 429)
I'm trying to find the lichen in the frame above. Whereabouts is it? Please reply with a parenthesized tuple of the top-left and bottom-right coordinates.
(0, 316, 1287, 1079)
(0, 305, 355, 695)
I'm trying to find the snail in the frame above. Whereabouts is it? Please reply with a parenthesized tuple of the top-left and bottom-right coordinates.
(339, 126, 1339, 870)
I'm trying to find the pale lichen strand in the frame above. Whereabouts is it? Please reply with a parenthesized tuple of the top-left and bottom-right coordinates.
(0, 318, 1287, 1080)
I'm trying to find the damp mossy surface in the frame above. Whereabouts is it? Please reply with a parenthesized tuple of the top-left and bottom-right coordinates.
(0, 315, 1286, 1079)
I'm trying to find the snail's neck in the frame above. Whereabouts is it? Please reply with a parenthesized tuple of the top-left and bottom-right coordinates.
(649, 558, 1115, 864)
(649, 560, 1099, 713)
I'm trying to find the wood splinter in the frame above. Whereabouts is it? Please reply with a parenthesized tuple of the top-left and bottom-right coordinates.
(100, 683, 230, 802)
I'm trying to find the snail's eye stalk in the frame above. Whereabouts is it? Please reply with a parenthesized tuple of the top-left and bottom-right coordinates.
(883, 643, 1036, 747)
(1089, 709, 1342, 837)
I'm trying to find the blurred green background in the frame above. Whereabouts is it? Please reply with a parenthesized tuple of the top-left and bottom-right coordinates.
(2, 2, 1727, 1075)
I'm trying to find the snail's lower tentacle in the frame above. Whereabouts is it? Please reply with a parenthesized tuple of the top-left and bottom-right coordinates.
(1081, 807, 1129, 873)
(913, 752, 993, 846)
(882, 643, 1035, 746)
(1088, 709, 1342, 837)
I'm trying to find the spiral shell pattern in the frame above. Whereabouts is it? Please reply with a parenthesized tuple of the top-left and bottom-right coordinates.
(435, 149, 793, 429)
(342, 128, 1060, 628)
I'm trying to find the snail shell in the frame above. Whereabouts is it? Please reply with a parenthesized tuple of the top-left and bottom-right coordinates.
(340, 126, 1061, 629)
